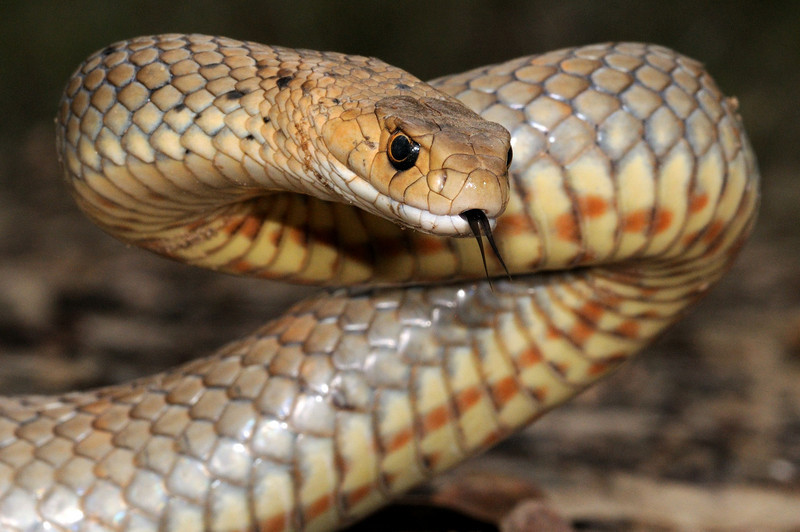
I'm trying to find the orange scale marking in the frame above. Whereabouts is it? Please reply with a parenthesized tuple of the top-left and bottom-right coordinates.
(259, 513, 290, 532)
(288, 226, 307, 246)
(228, 259, 254, 273)
(653, 209, 673, 234)
(455, 386, 483, 412)
(554, 213, 579, 242)
(689, 192, 709, 213)
(422, 405, 451, 433)
(305, 494, 334, 522)
(639, 286, 658, 297)
(491, 376, 520, 405)
(185, 216, 209, 232)
(480, 430, 502, 447)
(623, 209, 648, 233)
(588, 360, 614, 376)
(222, 215, 246, 235)
(416, 235, 446, 254)
(601, 293, 623, 306)
(615, 320, 640, 338)
(495, 213, 533, 236)
(579, 301, 605, 323)
(578, 195, 608, 218)
(703, 220, 725, 243)
(518, 346, 543, 367)
(238, 214, 262, 238)
(683, 231, 699, 246)
(385, 428, 413, 454)
(344, 483, 375, 509)
(530, 386, 548, 402)
(569, 321, 595, 344)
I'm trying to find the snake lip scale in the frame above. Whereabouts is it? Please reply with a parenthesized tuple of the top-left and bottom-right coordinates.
(0, 34, 758, 531)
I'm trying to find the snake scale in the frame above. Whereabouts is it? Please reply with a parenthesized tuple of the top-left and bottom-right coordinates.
(0, 34, 758, 531)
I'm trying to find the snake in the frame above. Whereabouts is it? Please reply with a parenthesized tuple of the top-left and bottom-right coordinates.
(0, 34, 758, 531)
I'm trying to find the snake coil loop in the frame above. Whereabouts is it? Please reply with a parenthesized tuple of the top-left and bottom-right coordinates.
(0, 35, 758, 531)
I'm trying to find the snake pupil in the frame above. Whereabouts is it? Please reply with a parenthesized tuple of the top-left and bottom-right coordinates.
(460, 209, 511, 286)
(506, 147, 513, 167)
(388, 131, 420, 171)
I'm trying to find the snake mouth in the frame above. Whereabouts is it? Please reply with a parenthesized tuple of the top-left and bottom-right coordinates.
(460, 209, 510, 283)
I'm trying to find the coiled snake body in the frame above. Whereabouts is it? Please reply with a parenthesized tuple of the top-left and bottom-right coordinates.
(0, 35, 757, 531)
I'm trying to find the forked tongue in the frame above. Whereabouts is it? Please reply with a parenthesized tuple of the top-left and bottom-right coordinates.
(460, 209, 511, 288)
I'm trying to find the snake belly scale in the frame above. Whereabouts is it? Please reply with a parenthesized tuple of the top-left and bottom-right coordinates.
(0, 34, 757, 531)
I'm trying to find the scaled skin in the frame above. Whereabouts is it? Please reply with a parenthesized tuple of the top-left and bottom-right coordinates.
(0, 36, 758, 531)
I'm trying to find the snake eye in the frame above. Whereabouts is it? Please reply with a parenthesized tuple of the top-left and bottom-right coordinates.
(506, 147, 513, 167)
(387, 131, 419, 171)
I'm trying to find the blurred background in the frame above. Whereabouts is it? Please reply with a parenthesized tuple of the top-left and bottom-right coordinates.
(0, 1, 798, 530)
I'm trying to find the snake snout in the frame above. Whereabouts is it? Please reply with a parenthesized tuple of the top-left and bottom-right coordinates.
(448, 166, 509, 219)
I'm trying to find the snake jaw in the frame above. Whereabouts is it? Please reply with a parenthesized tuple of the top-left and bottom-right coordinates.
(384, 193, 480, 236)
(315, 155, 494, 236)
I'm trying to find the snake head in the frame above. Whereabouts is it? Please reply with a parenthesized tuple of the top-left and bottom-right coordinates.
(321, 94, 511, 237)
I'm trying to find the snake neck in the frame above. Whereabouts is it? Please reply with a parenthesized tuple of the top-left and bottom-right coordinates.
(56, 38, 383, 240)
(58, 35, 513, 284)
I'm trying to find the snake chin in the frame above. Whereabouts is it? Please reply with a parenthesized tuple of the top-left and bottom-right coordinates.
(330, 165, 490, 237)
(388, 197, 492, 237)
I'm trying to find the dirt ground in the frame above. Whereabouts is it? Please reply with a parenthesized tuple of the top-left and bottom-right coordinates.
(1, 2, 799, 530)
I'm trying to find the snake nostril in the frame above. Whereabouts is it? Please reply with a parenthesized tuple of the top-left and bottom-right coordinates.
(427, 169, 447, 194)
